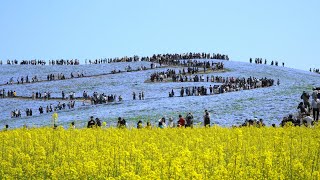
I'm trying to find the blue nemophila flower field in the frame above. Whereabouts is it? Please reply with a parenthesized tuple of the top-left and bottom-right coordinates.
(0, 60, 319, 128)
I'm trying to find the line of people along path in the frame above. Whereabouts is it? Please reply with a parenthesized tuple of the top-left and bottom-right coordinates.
(168, 77, 276, 97)
(0, 52, 229, 66)
(0, 64, 160, 87)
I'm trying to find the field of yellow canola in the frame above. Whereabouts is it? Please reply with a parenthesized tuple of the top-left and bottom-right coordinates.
(1, 126, 320, 179)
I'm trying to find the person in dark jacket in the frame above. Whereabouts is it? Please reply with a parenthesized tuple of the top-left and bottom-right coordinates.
(185, 113, 194, 127)
(204, 112, 210, 127)
(87, 116, 96, 128)
(95, 118, 102, 127)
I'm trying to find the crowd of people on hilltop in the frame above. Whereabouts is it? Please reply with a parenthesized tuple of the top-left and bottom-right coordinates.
(310, 68, 320, 74)
(0, 59, 80, 65)
(1, 52, 228, 67)
(48, 59, 80, 65)
(169, 77, 275, 97)
(249, 58, 285, 67)
(3, 59, 46, 65)
(89, 52, 229, 64)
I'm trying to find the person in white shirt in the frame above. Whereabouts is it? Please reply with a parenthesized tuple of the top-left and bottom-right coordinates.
(302, 114, 313, 127)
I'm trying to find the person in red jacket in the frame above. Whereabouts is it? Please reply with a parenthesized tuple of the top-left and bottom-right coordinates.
(178, 115, 185, 127)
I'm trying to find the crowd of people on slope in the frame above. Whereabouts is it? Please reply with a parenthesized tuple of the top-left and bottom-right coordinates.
(11, 109, 22, 118)
(90, 92, 122, 105)
(31, 91, 52, 100)
(4, 72, 85, 86)
(239, 118, 266, 127)
(124, 65, 148, 72)
(11, 100, 76, 119)
(4, 75, 39, 85)
(132, 91, 144, 100)
(310, 68, 320, 74)
(0, 89, 16, 98)
(279, 88, 320, 127)
(168, 77, 276, 97)
(249, 58, 285, 67)
(47, 72, 85, 81)
(149, 62, 224, 82)
(40, 101, 76, 113)
(86, 110, 211, 129)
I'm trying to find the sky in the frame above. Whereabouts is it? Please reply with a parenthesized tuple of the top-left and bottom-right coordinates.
(0, 0, 319, 71)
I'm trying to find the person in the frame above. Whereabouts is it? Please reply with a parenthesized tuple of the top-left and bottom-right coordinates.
(87, 116, 96, 128)
(70, 121, 75, 129)
(137, 120, 143, 129)
(185, 113, 194, 128)
(120, 118, 126, 128)
(158, 117, 165, 128)
(302, 113, 313, 127)
(95, 118, 102, 127)
(117, 117, 122, 128)
(4, 124, 9, 131)
(297, 102, 307, 115)
(257, 119, 266, 127)
(311, 97, 319, 121)
(132, 92, 136, 100)
(178, 115, 185, 127)
(52, 111, 58, 128)
(146, 121, 152, 129)
(168, 117, 174, 128)
(204, 112, 210, 127)
(301, 91, 310, 112)
(204, 109, 210, 117)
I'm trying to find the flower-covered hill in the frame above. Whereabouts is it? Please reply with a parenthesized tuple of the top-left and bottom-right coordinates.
(0, 59, 319, 128)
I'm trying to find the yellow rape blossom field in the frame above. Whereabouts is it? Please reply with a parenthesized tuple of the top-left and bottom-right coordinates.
(1, 126, 320, 179)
